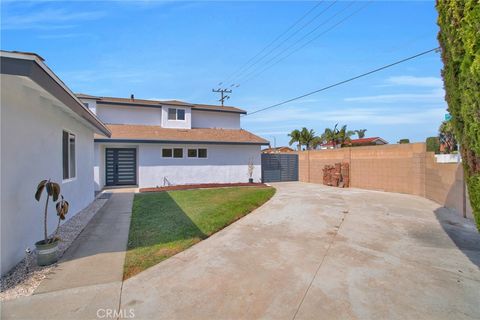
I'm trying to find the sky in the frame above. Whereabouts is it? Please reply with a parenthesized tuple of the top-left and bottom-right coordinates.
(1, 0, 446, 147)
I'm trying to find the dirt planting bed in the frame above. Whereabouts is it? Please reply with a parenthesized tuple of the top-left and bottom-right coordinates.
(140, 183, 269, 193)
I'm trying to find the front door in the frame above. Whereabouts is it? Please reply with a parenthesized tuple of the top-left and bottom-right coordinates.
(105, 148, 137, 186)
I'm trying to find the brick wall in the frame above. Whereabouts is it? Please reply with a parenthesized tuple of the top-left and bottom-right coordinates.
(297, 143, 472, 219)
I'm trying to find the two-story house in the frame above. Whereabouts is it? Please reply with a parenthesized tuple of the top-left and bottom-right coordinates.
(77, 94, 269, 190)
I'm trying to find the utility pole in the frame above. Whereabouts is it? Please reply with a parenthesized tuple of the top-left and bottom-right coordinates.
(212, 88, 232, 106)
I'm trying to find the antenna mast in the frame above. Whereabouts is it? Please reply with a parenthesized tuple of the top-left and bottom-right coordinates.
(212, 88, 232, 106)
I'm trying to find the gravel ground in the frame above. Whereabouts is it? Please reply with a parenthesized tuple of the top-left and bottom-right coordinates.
(0, 196, 109, 301)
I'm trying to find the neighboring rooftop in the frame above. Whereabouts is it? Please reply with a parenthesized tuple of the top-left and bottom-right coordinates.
(76, 94, 247, 114)
(320, 137, 388, 147)
(262, 146, 295, 153)
(95, 124, 269, 145)
(350, 137, 388, 145)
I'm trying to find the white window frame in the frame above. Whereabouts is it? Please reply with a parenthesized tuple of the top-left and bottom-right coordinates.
(167, 108, 186, 121)
(187, 148, 208, 159)
(62, 129, 77, 182)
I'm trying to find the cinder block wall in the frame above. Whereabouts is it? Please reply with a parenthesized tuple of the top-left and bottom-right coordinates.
(298, 148, 350, 184)
(350, 143, 426, 196)
(425, 153, 473, 220)
(297, 143, 471, 219)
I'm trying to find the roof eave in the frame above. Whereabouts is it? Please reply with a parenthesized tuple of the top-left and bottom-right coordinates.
(0, 52, 111, 137)
(94, 138, 269, 146)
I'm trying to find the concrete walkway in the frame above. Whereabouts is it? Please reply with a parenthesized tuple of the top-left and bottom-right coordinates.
(120, 182, 480, 319)
(2, 182, 479, 319)
(2, 190, 134, 319)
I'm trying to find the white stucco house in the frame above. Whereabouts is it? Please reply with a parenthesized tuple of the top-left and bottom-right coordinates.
(0, 51, 111, 275)
(0, 50, 268, 275)
(76, 94, 269, 189)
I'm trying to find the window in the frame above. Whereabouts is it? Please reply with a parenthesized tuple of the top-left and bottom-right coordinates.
(187, 149, 197, 158)
(187, 148, 207, 158)
(162, 148, 172, 158)
(62, 131, 76, 180)
(173, 148, 183, 158)
(162, 148, 183, 158)
(198, 148, 207, 158)
(177, 109, 185, 120)
(168, 108, 176, 120)
(167, 108, 186, 121)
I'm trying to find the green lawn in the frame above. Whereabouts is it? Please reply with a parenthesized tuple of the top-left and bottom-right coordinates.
(124, 186, 276, 279)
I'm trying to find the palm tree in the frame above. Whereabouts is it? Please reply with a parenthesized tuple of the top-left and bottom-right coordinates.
(311, 136, 323, 149)
(288, 129, 302, 150)
(355, 129, 367, 139)
(300, 127, 317, 150)
(321, 125, 338, 148)
(321, 124, 355, 148)
(337, 125, 355, 146)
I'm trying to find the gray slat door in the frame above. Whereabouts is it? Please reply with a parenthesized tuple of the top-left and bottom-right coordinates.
(261, 154, 298, 182)
(105, 148, 137, 186)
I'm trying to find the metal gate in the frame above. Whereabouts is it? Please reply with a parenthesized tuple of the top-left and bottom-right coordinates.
(105, 148, 137, 186)
(261, 153, 298, 182)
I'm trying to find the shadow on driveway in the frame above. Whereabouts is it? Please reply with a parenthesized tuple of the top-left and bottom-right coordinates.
(434, 207, 480, 268)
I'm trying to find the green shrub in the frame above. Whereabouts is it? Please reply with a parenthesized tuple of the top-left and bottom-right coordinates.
(398, 139, 410, 144)
(426, 137, 441, 153)
(437, 0, 480, 230)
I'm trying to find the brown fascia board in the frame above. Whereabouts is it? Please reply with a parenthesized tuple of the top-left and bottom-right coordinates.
(1, 56, 111, 137)
(95, 100, 246, 114)
(94, 138, 269, 146)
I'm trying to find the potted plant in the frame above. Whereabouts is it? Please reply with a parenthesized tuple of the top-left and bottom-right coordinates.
(34, 180, 69, 266)
(247, 158, 255, 183)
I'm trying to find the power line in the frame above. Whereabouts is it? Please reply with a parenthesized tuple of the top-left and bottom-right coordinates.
(238, 1, 370, 86)
(227, 1, 338, 86)
(218, 1, 324, 86)
(245, 47, 441, 117)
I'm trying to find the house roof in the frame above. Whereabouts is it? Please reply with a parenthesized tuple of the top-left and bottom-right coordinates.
(94, 124, 269, 145)
(320, 137, 388, 147)
(76, 94, 247, 114)
(262, 146, 294, 153)
(350, 137, 388, 145)
(0, 51, 111, 137)
(320, 142, 335, 147)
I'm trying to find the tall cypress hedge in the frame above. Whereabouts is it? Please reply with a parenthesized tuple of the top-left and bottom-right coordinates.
(436, 0, 480, 230)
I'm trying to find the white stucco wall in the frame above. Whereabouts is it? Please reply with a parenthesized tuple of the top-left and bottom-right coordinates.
(1, 75, 95, 275)
(94, 142, 261, 189)
(161, 105, 191, 129)
(93, 143, 104, 191)
(191, 110, 240, 129)
(96, 104, 162, 125)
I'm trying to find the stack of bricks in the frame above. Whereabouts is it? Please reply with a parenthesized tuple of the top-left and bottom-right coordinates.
(322, 162, 350, 188)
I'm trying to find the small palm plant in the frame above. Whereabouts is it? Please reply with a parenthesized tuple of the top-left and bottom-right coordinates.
(34, 179, 69, 265)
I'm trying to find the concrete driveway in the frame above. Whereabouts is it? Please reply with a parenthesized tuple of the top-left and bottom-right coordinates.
(3, 182, 479, 319)
(121, 182, 480, 320)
